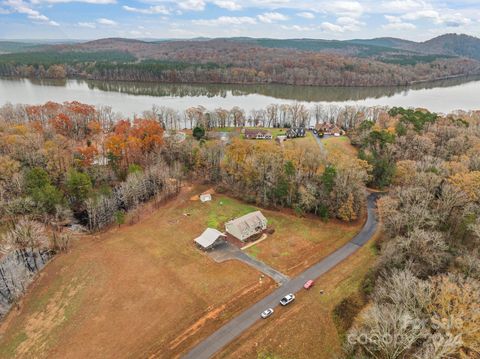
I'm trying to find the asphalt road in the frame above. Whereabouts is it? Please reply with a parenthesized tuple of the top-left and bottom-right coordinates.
(182, 193, 379, 359)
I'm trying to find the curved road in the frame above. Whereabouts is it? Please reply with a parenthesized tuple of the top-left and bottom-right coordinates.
(183, 193, 379, 359)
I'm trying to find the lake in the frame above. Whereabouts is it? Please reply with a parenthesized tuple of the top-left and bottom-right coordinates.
(1, 76, 480, 117)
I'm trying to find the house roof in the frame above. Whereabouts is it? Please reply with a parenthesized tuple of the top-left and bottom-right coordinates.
(226, 211, 267, 233)
(194, 228, 225, 248)
(244, 129, 271, 136)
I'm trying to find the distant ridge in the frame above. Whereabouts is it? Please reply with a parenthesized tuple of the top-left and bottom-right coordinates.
(2, 33, 480, 60)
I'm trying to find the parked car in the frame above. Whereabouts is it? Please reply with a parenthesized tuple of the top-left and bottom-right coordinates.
(304, 280, 314, 289)
(260, 308, 274, 319)
(280, 293, 295, 306)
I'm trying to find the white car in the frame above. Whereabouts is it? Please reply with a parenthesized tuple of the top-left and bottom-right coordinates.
(260, 308, 274, 319)
(280, 293, 295, 306)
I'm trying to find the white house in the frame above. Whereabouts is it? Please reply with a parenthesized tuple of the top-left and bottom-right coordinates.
(225, 211, 267, 242)
(194, 228, 226, 250)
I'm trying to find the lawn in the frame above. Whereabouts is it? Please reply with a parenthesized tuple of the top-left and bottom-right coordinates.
(215, 233, 379, 359)
(0, 185, 275, 359)
(202, 191, 364, 277)
(322, 136, 358, 157)
(242, 127, 288, 138)
(245, 210, 364, 276)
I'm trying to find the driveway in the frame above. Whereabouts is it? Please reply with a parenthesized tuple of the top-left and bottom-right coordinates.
(313, 133, 332, 153)
(183, 193, 379, 359)
(208, 242, 289, 285)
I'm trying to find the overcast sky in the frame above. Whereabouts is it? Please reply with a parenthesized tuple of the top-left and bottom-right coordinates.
(1, 0, 480, 41)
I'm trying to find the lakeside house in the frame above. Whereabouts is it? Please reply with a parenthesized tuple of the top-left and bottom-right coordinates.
(225, 211, 268, 242)
(286, 127, 306, 138)
(244, 129, 273, 140)
(315, 123, 344, 136)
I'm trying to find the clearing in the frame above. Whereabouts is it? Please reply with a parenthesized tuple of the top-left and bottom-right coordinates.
(0, 186, 273, 359)
(323, 135, 358, 157)
(0, 184, 363, 358)
(245, 212, 363, 276)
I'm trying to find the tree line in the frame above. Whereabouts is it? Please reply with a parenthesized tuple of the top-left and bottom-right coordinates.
(343, 107, 480, 358)
(1, 43, 479, 86)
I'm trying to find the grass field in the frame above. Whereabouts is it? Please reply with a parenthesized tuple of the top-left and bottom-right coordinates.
(216, 233, 379, 359)
(323, 136, 358, 157)
(0, 186, 276, 359)
(0, 184, 364, 358)
(245, 212, 364, 276)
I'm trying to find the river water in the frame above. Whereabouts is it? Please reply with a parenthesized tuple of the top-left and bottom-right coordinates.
(1, 76, 480, 116)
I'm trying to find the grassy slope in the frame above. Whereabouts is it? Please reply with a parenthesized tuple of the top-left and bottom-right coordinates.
(0, 186, 274, 359)
(322, 136, 358, 157)
(0, 182, 363, 358)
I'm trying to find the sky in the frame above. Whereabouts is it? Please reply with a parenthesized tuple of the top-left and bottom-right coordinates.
(1, 0, 480, 41)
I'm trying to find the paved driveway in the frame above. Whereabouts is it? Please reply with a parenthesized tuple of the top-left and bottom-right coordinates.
(208, 242, 289, 285)
(183, 193, 379, 359)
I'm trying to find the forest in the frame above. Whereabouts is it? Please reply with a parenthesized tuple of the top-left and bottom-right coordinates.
(343, 107, 480, 358)
(1, 37, 479, 86)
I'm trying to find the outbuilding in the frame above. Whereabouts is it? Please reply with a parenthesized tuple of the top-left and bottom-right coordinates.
(200, 193, 212, 202)
(194, 228, 226, 250)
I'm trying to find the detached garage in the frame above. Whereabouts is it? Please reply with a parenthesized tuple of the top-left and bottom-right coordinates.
(194, 228, 226, 250)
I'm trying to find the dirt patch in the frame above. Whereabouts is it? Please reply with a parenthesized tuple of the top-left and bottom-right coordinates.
(190, 187, 216, 201)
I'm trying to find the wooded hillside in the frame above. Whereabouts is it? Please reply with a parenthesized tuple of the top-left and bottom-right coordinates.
(1, 36, 480, 86)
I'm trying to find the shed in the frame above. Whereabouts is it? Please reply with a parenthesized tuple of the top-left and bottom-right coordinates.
(200, 193, 212, 202)
(194, 228, 226, 250)
(225, 211, 268, 242)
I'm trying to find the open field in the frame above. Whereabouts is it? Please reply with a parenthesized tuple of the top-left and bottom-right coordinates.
(245, 212, 364, 276)
(323, 136, 358, 157)
(0, 185, 364, 358)
(216, 233, 379, 359)
(0, 185, 276, 359)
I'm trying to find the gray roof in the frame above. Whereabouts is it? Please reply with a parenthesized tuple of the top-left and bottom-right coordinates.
(194, 228, 225, 248)
(226, 211, 267, 233)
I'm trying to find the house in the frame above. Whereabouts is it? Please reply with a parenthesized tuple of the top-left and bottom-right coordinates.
(200, 193, 212, 202)
(315, 123, 334, 134)
(225, 211, 268, 242)
(315, 123, 344, 136)
(244, 129, 273, 140)
(286, 127, 306, 138)
(194, 228, 226, 250)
